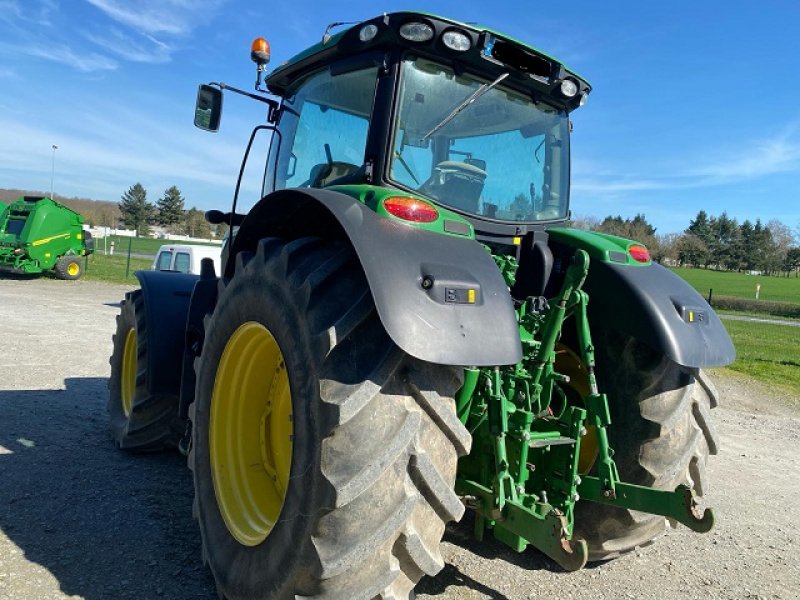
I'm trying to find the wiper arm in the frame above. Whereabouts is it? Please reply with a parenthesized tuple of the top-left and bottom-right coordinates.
(394, 150, 420, 185)
(422, 72, 509, 141)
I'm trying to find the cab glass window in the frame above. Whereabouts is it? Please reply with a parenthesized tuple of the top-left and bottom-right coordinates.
(390, 57, 570, 222)
(271, 65, 378, 190)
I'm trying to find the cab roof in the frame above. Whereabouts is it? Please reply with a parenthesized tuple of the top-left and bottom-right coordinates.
(265, 11, 590, 111)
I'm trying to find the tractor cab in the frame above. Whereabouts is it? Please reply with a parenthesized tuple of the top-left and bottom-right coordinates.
(196, 12, 590, 246)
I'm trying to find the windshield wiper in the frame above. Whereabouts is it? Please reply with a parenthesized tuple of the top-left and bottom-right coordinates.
(394, 150, 420, 185)
(422, 72, 509, 141)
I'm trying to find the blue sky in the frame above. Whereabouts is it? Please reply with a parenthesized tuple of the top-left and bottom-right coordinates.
(1, 0, 799, 235)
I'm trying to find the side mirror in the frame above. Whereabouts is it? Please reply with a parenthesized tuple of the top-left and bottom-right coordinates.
(194, 84, 223, 132)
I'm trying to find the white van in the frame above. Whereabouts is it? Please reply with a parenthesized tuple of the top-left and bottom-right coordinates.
(152, 244, 222, 276)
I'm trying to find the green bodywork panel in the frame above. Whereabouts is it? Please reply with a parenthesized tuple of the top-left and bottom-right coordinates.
(547, 227, 651, 266)
(327, 184, 475, 239)
(0, 196, 89, 273)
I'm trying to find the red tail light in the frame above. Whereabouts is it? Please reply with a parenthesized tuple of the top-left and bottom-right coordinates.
(383, 196, 439, 223)
(628, 244, 650, 263)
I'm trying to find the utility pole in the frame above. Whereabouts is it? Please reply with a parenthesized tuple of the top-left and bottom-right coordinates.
(50, 144, 58, 200)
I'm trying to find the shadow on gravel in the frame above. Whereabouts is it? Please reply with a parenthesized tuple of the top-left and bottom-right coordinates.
(1, 377, 579, 600)
(0, 271, 41, 281)
(0, 377, 216, 600)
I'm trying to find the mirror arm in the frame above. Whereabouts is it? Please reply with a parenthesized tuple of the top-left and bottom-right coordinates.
(208, 81, 280, 122)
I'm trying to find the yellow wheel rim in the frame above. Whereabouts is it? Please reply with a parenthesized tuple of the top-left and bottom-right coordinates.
(67, 261, 80, 277)
(554, 345, 599, 473)
(121, 328, 137, 417)
(210, 321, 293, 546)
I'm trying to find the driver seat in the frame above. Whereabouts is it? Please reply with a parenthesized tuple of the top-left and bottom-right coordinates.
(306, 161, 360, 188)
(419, 161, 486, 213)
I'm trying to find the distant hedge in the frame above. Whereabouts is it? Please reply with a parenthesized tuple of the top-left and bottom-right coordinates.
(710, 295, 800, 319)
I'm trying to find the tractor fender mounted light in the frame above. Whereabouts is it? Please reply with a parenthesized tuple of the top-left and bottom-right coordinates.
(383, 196, 439, 223)
(399, 22, 434, 42)
(559, 78, 579, 98)
(250, 37, 271, 67)
(359, 24, 378, 42)
(628, 244, 651, 263)
(579, 92, 589, 106)
(442, 30, 471, 52)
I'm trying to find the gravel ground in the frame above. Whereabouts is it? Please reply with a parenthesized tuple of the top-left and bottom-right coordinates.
(1, 277, 798, 600)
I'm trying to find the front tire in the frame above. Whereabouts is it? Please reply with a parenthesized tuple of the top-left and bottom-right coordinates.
(190, 237, 471, 600)
(574, 331, 719, 560)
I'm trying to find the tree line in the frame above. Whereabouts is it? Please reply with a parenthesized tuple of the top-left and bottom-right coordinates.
(573, 211, 800, 276)
(118, 183, 225, 239)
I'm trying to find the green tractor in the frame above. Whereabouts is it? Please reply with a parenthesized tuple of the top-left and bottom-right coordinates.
(108, 12, 734, 599)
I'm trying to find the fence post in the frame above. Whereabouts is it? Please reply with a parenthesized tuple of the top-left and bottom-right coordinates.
(707, 288, 713, 305)
(125, 236, 133, 278)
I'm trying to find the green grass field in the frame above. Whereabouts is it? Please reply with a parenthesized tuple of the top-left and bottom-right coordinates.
(82, 253, 152, 284)
(670, 266, 800, 305)
(719, 318, 800, 401)
(94, 235, 220, 257)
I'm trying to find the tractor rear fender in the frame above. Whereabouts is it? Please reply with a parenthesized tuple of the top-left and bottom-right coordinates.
(582, 260, 736, 368)
(228, 188, 522, 366)
(134, 270, 199, 398)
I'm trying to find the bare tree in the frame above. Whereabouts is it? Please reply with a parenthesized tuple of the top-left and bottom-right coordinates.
(767, 219, 795, 276)
(568, 214, 600, 231)
(655, 232, 680, 265)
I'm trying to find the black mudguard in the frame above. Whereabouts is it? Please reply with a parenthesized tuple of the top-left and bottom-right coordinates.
(583, 261, 736, 368)
(134, 270, 199, 397)
(230, 188, 522, 366)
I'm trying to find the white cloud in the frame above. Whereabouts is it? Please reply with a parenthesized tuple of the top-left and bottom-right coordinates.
(7, 42, 118, 72)
(83, 28, 172, 64)
(689, 135, 800, 181)
(574, 129, 800, 195)
(0, 107, 244, 205)
(0, 0, 23, 22)
(32, 0, 58, 26)
(572, 177, 673, 194)
(0, 0, 58, 27)
(84, 0, 226, 36)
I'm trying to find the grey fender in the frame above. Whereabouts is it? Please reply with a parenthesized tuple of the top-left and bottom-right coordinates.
(229, 188, 522, 366)
(583, 261, 736, 368)
(134, 270, 198, 396)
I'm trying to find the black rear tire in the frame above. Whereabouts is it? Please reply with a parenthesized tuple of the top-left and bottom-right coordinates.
(574, 331, 719, 560)
(54, 255, 82, 280)
(107, 290, 182, 451)
(190, 237, 471, 600)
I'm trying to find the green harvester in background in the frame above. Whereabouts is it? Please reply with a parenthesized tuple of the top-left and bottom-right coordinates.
(0, 196, 94, 279)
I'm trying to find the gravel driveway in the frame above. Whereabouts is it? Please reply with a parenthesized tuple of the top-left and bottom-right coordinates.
(1, 278, 798, 599)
